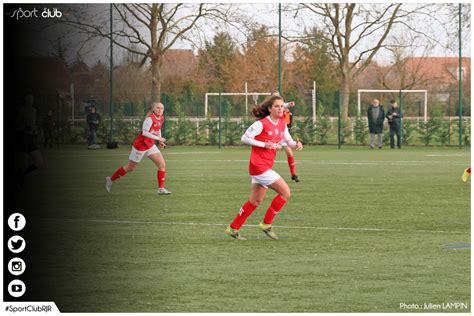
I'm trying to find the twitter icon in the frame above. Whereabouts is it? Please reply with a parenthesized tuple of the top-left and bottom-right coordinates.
(8, 236, 25, 253)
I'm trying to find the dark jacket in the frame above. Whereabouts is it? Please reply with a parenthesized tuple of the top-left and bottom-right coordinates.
(367, 105, 385, 134)
(87, 112, 101, 130)
(42, 115, 55, 133)
(386, 106, 401, 129)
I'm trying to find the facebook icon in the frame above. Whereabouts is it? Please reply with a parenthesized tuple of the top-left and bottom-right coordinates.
(8, 213, 26, 231)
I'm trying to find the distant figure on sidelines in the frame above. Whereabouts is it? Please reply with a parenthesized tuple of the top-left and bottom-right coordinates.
(462, 167, 470, 182)
(270, 89, 299, 182)
(42, 110, 55, 148)
(367, 99, 385, 149)
(16, 93, 43, 188)
(87, 106, 101, 149)
(386, 99, 402, 149)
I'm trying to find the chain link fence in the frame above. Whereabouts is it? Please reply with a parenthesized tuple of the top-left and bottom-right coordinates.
(39, 90, 470, 148)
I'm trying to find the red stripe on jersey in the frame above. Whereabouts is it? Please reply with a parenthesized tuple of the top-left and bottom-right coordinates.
(133, 114, 164, 151)
(249, 117, 286, 176)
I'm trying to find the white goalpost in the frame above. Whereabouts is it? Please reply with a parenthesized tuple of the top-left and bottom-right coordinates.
(357, 89, 428, 122)
(205, 81, 318, 122)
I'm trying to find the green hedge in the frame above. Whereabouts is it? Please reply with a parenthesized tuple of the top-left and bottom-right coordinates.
(51, 115, 470, 147)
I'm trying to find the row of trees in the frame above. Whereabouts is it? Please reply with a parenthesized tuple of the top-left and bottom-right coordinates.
(59, 3, 470, 121)
(65, 25, 470, 119)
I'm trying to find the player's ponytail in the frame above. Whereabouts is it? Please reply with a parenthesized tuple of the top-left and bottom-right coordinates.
(252, 95, 282, 119)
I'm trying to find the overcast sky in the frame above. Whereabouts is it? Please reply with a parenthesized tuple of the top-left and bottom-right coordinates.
(8, 3, 471, 66)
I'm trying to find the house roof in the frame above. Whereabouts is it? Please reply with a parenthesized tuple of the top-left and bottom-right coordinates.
(403, 56, 470, 85)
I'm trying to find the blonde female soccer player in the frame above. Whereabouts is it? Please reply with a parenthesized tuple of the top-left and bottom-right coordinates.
(105, 102, 171, 195)
(225, 95, 303, 240)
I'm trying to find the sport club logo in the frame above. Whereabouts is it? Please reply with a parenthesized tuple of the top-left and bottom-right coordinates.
(9, 7, 63, 20)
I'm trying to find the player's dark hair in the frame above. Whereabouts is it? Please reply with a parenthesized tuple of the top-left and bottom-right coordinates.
(252, 95, 283, 119)
(390, 99, 396, 104)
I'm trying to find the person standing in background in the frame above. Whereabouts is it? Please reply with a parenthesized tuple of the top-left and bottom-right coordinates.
(386, 100, 402, 149)
(87, 106, 101, 149)
(16, 93, 43, 188)
(367, 99, 385, 149)
(42, 110, 55, 148)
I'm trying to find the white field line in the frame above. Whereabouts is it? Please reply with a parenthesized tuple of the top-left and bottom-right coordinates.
(50, 153, 468, 163)
(425, 154, 470, 157)
(48, 218, 469, 235)
(82, 159, 468, 166)
(50, 151, 223, 157)
(50, 152, 469, 163)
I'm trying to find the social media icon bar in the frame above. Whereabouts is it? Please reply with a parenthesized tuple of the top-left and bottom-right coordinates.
(8, 279, 26, 298)
(8, 213, 26, 231)
(7, 213, 28, 297)
(8, 235, 26, 253)
(8, 257, 26, 276)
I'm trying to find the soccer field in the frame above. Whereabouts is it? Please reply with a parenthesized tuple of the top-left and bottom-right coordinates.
(24, 145, 470, 312)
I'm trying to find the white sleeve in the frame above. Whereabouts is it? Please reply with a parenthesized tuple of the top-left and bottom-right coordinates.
(241, 121, 265, 148)
(282, 126, 297, 148)
(141, 117, 161, 141)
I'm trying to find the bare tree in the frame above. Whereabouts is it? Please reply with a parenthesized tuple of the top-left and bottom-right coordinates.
(296, 3, 440, 119)
(48, 36, 69, 63)
(443, 3, 471, 54)
(63, 4, 241, 102)
(383, 33, 435, 91)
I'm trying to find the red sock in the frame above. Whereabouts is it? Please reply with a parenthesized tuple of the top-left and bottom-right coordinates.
(157, 170, 166, 188)
(111, 167, 127, 181)
(230, 200, 258, 230)
(287, 156, 296, 176)
(263, 195, 287, 225)
(467, 167, 471, 174)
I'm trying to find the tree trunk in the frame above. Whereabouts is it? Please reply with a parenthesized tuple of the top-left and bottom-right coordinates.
(151, 52, 162, 102)
(341, 75, 350, 120)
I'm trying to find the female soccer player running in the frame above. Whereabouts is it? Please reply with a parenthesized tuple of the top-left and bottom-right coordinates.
(105, 102, 171, 195)
(271, 90, 300, 182)
(225, 95, 303, 240)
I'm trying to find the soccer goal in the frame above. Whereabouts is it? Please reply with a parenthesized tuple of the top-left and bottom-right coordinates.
(357, 89, 428, 122)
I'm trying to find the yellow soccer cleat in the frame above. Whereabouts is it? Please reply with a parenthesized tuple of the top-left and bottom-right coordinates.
(258, 222, 279, 240)
(462, 168, 470, 183)
(225, 226, 246, 240)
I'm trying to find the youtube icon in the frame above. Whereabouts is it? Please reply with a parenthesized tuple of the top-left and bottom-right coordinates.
(8, 280, 25, 298)
(12, 285, 22, 292)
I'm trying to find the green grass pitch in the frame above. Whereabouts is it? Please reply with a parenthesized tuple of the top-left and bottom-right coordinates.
(25, 145, 470, 312)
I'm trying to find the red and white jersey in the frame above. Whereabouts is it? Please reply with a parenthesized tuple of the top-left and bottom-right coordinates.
(244, 116, 288, 176)
(133, 113, 164, 151)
